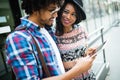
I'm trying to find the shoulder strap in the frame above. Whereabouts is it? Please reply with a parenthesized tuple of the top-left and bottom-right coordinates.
(30, 32, 51, 77)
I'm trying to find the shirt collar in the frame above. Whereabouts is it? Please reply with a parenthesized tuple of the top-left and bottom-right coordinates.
(16, 16, 40, 31)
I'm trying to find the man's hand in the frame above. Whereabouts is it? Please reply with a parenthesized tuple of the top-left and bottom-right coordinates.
(74, 55, 95, 73)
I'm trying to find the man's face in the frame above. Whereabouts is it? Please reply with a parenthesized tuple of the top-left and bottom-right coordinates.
(46, 7, 60, 26)
(38, 4, 60, 27)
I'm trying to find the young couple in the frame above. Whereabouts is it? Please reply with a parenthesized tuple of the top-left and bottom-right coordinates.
(5, 0, 96, 80)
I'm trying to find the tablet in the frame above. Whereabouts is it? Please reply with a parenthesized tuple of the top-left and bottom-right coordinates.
(91, 40, 107, 58)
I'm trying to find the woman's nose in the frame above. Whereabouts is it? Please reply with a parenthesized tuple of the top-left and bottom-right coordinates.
(66, 14, 71, 19)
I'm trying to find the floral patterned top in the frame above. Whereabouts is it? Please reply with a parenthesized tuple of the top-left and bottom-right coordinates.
(56, 25, 88, 62)
(56, 25, 90, 80)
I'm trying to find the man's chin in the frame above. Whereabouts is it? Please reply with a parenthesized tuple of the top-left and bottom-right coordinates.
(46, 22, 54, 27)
(45, 24, 53, 27)
(45, 19, 55, 27)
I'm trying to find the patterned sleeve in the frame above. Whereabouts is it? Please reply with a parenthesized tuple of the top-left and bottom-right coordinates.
(78, 25, 89, 47)
(5, 31, 41, 80)
(78, 25, 88, 39)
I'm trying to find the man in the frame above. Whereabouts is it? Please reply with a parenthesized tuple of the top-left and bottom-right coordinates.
(5, 0, 95, 80)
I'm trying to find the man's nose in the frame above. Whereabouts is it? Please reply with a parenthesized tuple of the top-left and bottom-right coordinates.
(53, 12, 58, 18)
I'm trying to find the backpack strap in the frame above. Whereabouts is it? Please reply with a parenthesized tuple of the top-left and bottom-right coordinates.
(30, 34, 51, 77)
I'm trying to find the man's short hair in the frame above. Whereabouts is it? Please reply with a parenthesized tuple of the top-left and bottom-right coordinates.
(21, 0, 63, 15)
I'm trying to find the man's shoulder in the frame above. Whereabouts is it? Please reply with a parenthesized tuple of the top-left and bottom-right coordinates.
(6, 29, 31, 42)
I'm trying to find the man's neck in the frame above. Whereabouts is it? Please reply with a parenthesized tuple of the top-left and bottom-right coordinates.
(28, 14, 45, 28)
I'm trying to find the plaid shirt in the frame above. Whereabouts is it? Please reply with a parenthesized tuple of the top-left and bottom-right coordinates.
(5, 16, 61, 80)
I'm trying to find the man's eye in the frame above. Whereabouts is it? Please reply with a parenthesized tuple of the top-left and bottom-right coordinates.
(48, 7, 60, 14)
(49, 10, 54, 12)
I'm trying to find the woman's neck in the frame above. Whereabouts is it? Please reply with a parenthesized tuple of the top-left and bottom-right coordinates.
(64, 26, 73, 33)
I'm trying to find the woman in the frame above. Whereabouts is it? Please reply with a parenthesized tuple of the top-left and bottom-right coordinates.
(56, 0, 96, 80)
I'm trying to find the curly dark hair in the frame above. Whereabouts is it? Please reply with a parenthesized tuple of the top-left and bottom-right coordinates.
(56, 0, 86, 36)
(21, 0, 63, 15)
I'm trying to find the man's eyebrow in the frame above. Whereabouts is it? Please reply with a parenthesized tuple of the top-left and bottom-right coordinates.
(48, 6, 58, 10)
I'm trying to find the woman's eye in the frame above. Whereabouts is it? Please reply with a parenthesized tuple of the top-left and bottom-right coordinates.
(63, 10, 69, 14)
(72, 13, 76, 17)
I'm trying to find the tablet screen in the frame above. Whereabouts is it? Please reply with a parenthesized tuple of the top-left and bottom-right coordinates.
(91, 40, 107, 58)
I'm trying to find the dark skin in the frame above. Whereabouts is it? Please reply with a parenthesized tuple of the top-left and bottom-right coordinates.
(29, 3, 96, 80)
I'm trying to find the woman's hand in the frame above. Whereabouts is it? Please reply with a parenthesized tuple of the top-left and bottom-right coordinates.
(85, 47, 97, 57)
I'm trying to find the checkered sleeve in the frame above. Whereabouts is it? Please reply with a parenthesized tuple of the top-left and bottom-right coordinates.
(5, 31, 41, 80)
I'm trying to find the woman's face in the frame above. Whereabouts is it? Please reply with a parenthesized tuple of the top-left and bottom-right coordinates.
(61, 3, 77, 28)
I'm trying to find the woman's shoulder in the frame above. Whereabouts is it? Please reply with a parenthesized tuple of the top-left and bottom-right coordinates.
(74, 24, 85, 32)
